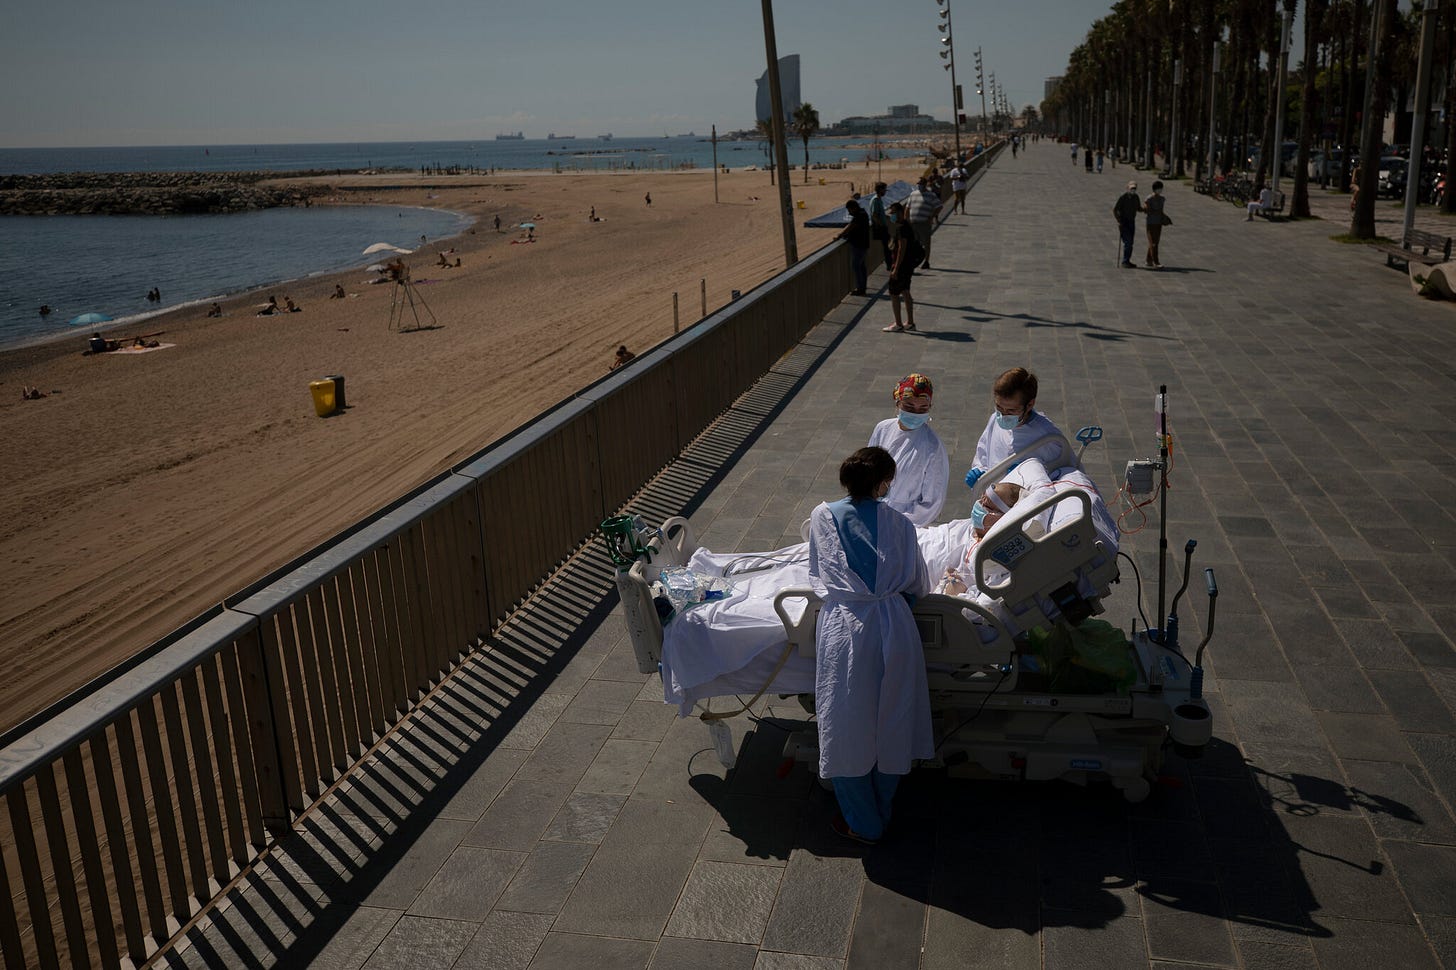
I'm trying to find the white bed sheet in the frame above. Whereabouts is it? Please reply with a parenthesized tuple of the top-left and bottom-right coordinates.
(658, 469, 1120, 715)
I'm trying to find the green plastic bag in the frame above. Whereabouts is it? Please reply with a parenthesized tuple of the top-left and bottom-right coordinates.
(1027, 619, 1136, 695)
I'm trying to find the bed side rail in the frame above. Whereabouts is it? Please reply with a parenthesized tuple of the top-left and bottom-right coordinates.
(969, 433, 1077, 504)
(973, 488, 1114, 628)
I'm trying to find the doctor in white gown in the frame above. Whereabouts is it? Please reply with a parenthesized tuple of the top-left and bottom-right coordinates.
(809, 446, 932, 844)
(867, 372, 950, 527)
(964, 366, 1067, 490)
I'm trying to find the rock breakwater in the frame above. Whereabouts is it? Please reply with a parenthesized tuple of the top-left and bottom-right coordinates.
(0, 171, 338, 216)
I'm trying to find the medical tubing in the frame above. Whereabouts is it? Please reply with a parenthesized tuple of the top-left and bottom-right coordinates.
(933, 654, 1014, 750)
(700, 641, 797, 722)
(724, 553, 809, 576)
(1117, 551, 1153, 634)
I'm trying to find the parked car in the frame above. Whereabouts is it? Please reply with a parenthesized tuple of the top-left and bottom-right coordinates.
(1308, 149, 1346, 181)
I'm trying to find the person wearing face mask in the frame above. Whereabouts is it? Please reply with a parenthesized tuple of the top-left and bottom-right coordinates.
(867, 373, 949, 527)
(808, 446, 931, 845)
(935, 481, 1023, 596)
(963, 367, 1066, 491)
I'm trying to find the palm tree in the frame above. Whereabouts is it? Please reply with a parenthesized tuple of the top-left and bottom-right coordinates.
(792, 103, 821, 184)
(1352, 0, 1399, 238)
(755, 118, 775, 186)
(1293, 0, 1332, 217)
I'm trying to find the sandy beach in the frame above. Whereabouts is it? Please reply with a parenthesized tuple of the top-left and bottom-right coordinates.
(0, 161, 923, 732)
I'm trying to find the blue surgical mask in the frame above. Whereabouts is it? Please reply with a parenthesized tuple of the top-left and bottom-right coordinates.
(898, 410, 928, 430)
(995, 413, 1020, 431)
(970, 502, 990, 530)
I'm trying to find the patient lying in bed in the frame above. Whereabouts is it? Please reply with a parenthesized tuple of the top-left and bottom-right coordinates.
(660, 458, 1119, 713)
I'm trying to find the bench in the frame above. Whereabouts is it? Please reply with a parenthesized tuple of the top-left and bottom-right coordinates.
(1373, 227, 1455, 269)
(1253, 190, 1285, 218)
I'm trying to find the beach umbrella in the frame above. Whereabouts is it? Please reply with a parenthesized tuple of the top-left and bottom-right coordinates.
(69, 312, 111, 326)
(518, 222, 536, 229)
(362, 242, 412, 256)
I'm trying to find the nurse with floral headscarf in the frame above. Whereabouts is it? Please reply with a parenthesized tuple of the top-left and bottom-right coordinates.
(867, 373, 949, 527)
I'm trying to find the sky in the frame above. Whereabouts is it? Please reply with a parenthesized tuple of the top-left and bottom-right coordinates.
(0, 0, 1107, 148)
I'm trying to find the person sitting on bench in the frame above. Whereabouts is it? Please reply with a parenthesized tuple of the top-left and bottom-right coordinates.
(1247, 186, 1273, 220)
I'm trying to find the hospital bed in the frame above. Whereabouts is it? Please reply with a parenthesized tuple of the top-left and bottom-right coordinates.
(609, 432, 1216, 803)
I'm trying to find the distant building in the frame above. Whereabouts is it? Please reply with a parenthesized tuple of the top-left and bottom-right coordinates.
(1045, 77, 1062, 102)
(755, 55, 802, 124)
(837, 105, 945, 135)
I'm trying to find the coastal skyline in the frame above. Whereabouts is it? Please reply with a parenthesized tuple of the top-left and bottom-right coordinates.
(1, 0, 1105, 149)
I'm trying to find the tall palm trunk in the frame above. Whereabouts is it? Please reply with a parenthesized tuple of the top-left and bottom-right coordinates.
(1293, 0, 1330, 217)
(1442, 1, 1456, 214)
(1351, 0, 1398, 238)
(1338, 0, 1364, 193)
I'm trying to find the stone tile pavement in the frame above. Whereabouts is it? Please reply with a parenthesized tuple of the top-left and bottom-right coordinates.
(164, 142, 1456, 969)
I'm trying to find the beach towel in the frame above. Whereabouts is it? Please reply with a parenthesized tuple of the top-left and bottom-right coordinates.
(111, 342, 175, 355)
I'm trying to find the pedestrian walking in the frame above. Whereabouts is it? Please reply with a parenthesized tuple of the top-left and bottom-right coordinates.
(948, 161, 969, 214)
(1113, 180, 1141, 268)
(903, 177, 942, 270)
(1143, 180, 1168, 268)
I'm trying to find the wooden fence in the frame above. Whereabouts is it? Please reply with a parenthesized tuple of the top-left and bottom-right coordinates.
(0, 230, 856, 970)
(0, 141, 1005, 967)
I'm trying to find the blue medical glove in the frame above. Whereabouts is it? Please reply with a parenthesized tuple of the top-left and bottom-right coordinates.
(964, 467, 984, 489)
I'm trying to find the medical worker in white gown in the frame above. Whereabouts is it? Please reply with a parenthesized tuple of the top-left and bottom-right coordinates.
(964, 366, 1067, 490)
(809, 446, 932, 844)
(867, 372, 949, 527)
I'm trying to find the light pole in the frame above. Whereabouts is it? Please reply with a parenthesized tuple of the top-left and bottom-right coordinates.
(1207, 34, 1221, 179)
(1103, 90, 1110, 158)
(974, 48, 987, 139)
(1403, 0, 1440, 239)
(937, 0, 962, 161)
(1169, 60, 1181, 176)
(759, 0, 797, 267)
(1270, 8, 1293, 195)
(1143, 71, 1153, 170)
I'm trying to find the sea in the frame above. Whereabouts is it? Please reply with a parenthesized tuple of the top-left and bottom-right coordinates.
(0, 137, 906, 351)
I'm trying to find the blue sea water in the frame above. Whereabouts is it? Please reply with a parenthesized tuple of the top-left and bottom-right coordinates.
(0, 206, 471, 350)
(0, 136, 913, 350)
(0, 135, 904, 177)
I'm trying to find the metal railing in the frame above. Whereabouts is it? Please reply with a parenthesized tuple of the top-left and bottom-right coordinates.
(0, 230, 857, 970)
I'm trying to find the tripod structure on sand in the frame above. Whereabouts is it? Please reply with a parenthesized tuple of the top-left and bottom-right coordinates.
(388, 276, 437, 332)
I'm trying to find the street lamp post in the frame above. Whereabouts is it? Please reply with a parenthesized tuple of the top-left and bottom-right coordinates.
(1169, 59, 1181, 176)
(1143, 71, 1153, 169)
(974, 48, 987, 139)
(1206, 34, 1222, 180)
(759, 0, 797, 267)
(937, 0, 963, 161)
(1403, 0, 1440, 239)
(1270, 8, 1293, 195)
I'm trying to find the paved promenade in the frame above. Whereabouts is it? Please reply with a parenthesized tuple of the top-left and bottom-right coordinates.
(167, 144, 1456, 969)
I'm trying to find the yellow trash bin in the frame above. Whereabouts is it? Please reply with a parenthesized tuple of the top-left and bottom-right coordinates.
(795, 200, 806, 209)
(310, 379, 337, 417)
(818, 177, 826, 186)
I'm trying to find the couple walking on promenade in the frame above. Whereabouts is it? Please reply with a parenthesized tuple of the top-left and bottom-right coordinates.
(1113, 179, 1170, 268)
